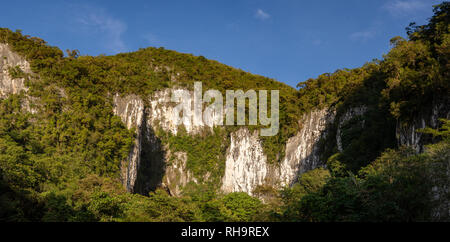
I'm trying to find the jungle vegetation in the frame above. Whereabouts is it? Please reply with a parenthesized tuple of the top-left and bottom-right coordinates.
(0, 2, 448, 222)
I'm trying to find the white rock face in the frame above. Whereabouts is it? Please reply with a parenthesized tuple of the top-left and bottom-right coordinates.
(148, 89, 194, 135)
(163, 150, 198, 197)
(3, 41, 449, 219)
(148, 89, 222, 135)
(221, 108, 336, 194)
(0, 43, 38, 113)
(0, 47, 360, 196)
(115, 90, 338, 195)
(222, 128, 268, 195)
(336, 106, 367, 152)
(397, 101, 450, 152)
(0, 43, 30, 97)
(113, 89, 210, 194)
(113, 94, 145, 130)
(279, 108, 335, 186)
(113, 94, 145, 192)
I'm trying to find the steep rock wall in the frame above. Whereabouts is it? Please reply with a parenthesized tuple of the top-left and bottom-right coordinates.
(113, 90, 205, 195)
(163, 150, 198, 197)
(221, 128, 268, 195)
(396, 99, 450, 152)
(113, 94, 145, 192)
(148, 89, 220, 135)
(336, 106, 367, 152)
(0, 44, 341, 197)
(114, 88, 340, 196)
(0, 43, 39, 114)
(278, 108, 335, 186)
(111, 89, 448, 197)
(101, 89, 450, 198)
(0, 43, 30, 98)
(221, 108, 336, 194)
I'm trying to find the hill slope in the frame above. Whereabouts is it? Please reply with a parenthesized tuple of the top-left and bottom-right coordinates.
(0, 2, 448, 222)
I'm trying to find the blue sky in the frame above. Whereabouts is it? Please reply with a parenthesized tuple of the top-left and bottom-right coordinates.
(0, 0, 443, 88)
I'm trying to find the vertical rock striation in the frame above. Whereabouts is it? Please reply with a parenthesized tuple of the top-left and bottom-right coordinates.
(0, 43, 30, 98)
(111, 86, 448, 198)
(336, 106, 367, 152)
(113, 94, 145, 192)
(163, 150, 198, 197)
(278, 108, 335, 186)
(221, 108, 336, 195)
(221, 128, 268, 195)
(0, 43, 38, 113)
(396, 99, 450, 152)
(113, 89, 204, 195)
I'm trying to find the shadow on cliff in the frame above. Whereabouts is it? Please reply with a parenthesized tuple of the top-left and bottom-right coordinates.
(318, 70, 398, 173)
(293, 69, 399, 179)
(133, 110, 167, 196)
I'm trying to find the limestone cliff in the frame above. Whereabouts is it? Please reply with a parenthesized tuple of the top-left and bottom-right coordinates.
(113, 89, 338, 196)
(336, 106, 367, 152)
(112, 88, 449, 197)
(0, 43, 30, 98)
(1, 43, 448, 200)
(278, 109, 336, 187)
(112, 94, 145, 192)
(221, 128, 268, 195)
(0, 43, 37, 113)
(396, 99, 450, 153)
(221, 108, 337, 194)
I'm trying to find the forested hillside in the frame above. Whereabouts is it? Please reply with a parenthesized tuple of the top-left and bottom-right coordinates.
(0, 3, 448, 222)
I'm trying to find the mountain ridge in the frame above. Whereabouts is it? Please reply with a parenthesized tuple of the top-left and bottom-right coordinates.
(0, 2, 448, 221)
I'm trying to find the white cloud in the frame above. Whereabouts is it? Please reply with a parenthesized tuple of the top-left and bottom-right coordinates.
(76, 8, 127, 53)
(383, 0, 429, 16)
(350, 30, 376, 42)
(255, 9, 271, 20)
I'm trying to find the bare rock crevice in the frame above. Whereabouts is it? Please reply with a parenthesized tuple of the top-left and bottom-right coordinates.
(396, 97, 450, 153)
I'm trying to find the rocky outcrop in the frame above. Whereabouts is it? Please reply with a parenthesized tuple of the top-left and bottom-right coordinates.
(221, 108, 336, 194)
(148, 89, 190, 135)
(0, 43, 30, 98)
(163, 150, 198, 197)
(0, 43, 39, 113)
(111, 86, 448, 198)
(112, 88, 450, 199)
(147, 89, 212, 135)
(114, 88, 341, 196)
(113, 93, 167, 195)
(336, 106, 367, 152)
(0, 45, 365, 196)
(113, 90, 204, 195)
(113, 94, 145, 192)
(278, 108, 335, 186)
(396, 99, 450, 153)
(113, 89, 334, 195)
(222, 128, 268, 195)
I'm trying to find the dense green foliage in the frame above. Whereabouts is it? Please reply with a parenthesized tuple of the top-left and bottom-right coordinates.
(0, 23, 294, 221)
(276, 2, 449, 221)
(297, 2, 449, 172)
(0, 2, 449, 222)
(279, 120, 449, 222)
(158, 127, 228, 184)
